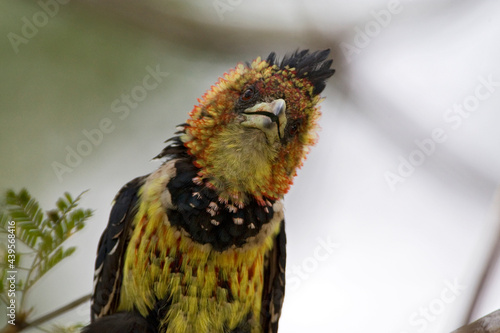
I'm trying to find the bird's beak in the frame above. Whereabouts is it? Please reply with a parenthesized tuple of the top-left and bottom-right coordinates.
(241, 99, 287, 142)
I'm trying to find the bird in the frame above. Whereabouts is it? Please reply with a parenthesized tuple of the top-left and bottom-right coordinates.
(83, 49, 335, 333)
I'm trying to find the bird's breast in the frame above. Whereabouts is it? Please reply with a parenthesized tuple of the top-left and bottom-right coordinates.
(118, 160, 284, 332)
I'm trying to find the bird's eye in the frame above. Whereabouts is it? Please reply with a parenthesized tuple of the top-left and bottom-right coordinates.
(241, 87, 254, 101)
(288, 122, 300, 136)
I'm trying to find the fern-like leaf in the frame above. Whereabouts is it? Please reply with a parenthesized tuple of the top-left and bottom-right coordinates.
(51, 323, 85, 333)
(0, 253, 6, 295)
(34, 247, 76, 286)
(38, 192, 92, 259)
(0, 188, 93, 324)
(4, 189, 47, 248)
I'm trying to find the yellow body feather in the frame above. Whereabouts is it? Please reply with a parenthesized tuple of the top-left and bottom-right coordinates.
(118, 161, 284, 333)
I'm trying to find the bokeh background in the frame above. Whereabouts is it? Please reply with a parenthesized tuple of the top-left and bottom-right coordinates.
(1, 1, 500, 332)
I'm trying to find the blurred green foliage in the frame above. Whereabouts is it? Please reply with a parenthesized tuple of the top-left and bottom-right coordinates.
(0, 189, 92, 332)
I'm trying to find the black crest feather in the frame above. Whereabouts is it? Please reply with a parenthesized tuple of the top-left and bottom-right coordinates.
(266, 49, 335, 95)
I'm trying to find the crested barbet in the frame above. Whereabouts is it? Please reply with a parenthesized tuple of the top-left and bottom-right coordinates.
(84, 49, 335, 333)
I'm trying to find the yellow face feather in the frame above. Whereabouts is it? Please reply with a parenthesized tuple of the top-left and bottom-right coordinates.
(181, 57, 323, 205)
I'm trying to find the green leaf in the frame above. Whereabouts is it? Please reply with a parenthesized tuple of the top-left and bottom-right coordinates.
(4, 189, 47, 247)
(36, 246, 77, 282)
(51, 323, 85, 333)
(0, 255, 6, 293)
(0, 212, 10, 229)
(1, 187, 93, 324)
(57, 197, 69, 212)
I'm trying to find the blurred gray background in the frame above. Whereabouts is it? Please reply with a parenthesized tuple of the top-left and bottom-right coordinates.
(1, 1, 500, 332)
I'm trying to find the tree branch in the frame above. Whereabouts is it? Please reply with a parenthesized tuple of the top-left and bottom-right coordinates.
(452, 309, 500, 333)
(25, 293, 91, 329)
(464, 188, 500, 324)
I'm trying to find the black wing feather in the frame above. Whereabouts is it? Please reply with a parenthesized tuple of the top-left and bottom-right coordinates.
(260, 219, 287, 333)
(91, 176, 147, 321)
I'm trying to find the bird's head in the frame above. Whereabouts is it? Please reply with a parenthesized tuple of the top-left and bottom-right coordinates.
(180, 49, 334, 205)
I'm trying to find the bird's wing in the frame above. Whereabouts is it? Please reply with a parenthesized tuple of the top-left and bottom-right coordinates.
(91, 176, 147, 321)
(260, 219, 287, 333)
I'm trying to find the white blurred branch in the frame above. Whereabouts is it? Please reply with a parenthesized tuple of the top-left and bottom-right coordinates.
(453, 187, 500, 332)
(452, 309, 500, 333)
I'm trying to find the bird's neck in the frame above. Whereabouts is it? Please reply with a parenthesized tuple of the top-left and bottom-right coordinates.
(183, 124, 292, 205)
